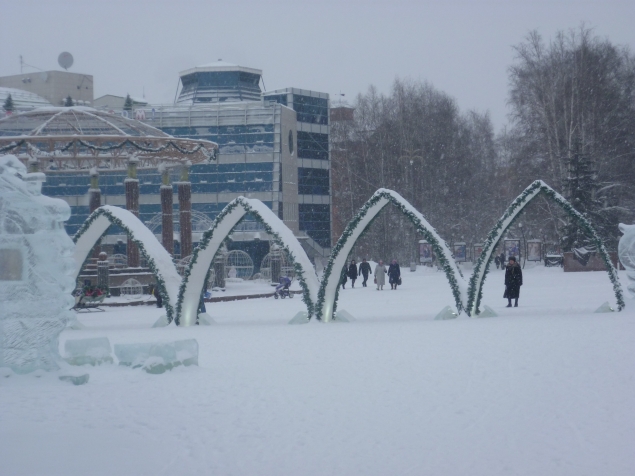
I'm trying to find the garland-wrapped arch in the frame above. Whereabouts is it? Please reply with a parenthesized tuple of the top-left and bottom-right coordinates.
(316, 189, 467, 322)
(467, 180, 625, 316)
(176, 197, 320, 327)
(73, 205, 183, 323)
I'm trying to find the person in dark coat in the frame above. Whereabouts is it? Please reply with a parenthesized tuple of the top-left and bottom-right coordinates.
(341, 265, 348, 289)
(348, 259, 358, 288)
(494, 255, 500, 269)
(503, 256, 523, 307)
(388, 259, 401, 290)
(358, 258, 372, 287)
(499, 252, 506, 271)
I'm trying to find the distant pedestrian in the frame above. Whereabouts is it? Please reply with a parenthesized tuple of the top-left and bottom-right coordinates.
(348, 259, 358, 288)
(388, 259, 401, 290)
(499, 252, 506, 271)
(494, 255, 500, 269)
(341, 266, 348, 289)
(358, 258, 372, 287)
(504, 256, 523, 307)
(374, 260, 387, 290)
(151, 284, 163, 308)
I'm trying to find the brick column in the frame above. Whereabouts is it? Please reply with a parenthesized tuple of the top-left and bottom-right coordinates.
(97, 251, 110, 291)
(89, 169, 102, 259)
(125, 158, 140, 267)
(160, 166, 174, 255)
(177, 163, 192, 259)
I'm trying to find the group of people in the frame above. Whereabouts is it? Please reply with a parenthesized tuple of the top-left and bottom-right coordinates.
(341, 259, 402, 291)
(493, 252, 507, 269)
(340, 254, 523, 307)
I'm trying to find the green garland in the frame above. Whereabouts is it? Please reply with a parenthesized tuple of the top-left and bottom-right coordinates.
(2, 138, 217, 161)
(315, 190, 465, 320)
(467, 180, 625, 315)
(175, 198, 316, 326)
(0, 139, 26, 154)
(73, 208, 176, 322)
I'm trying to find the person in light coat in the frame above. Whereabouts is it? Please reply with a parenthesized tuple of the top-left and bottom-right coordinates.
(374, 260, 387, 290)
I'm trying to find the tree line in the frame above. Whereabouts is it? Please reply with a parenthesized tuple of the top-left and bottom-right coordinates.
(332, 26, 635, 262)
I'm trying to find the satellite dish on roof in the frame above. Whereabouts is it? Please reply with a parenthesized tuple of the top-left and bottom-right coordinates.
(58, 52, 74, 70)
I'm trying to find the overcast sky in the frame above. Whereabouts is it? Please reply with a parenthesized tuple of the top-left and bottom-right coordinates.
(1, 0, 634, 131)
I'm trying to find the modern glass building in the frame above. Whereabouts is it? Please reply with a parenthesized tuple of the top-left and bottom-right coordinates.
(23, 61, 332, 263)
(136, 62, 332, 259)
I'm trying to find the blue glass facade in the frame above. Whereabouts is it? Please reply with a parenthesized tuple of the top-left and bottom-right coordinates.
(293, 95, 328, 125)
(298, 168, 329, 195)
(299, 204, 331, 248)
(297, 131, 329, 161)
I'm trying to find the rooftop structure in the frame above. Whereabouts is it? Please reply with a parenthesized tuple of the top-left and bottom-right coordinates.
(93, 94, 148, 111)
(177, 60, 263, 104)
(0, 70, 93, 106)
(0, 87, 52, 111)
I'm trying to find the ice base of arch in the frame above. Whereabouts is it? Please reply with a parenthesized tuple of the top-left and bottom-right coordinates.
(434, 306, 458, 320)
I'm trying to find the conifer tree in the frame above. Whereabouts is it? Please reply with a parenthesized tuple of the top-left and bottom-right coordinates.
(123, 94, 133, 112)
(64, 95, 74, 107)
(3, 94, 14, 113)
(561, 146, 617, 252)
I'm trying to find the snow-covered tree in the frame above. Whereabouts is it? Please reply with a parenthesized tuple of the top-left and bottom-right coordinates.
(3, 94, 14, 113)
(64, 95, 73, 107)
(561, 147, 621, 252)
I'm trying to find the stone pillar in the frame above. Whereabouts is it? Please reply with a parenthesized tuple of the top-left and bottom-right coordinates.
(89, 169, 101, 213)
(89, 169, 102, 259)
(213, 245, 226, 289)
(97, 252, 109, 291)
(125, 158, 140, 267)
(177, 163, 192, 259)
(160, 167, 174, 255)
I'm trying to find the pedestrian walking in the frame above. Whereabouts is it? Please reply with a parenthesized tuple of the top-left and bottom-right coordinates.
(388, 259, 401, 290)
(503, 256, 523, 307)
(348, 259, 358, 288)
(341, 265, 348, 289)
(494, 255, 500, 269)
(499, 252, 506, 271)
(151, 284, 163, 308)
(358, 258, 372, 287)
(374, 260, 387, 290)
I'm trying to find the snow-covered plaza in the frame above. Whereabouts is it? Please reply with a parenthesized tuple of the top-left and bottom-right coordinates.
(1, 264, 634, 475)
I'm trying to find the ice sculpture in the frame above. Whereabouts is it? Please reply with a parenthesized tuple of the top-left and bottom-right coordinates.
(0, 155, 75, 373)
(618, 224, 635, 298)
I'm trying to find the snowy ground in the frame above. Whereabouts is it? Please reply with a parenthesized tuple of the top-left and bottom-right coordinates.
(1, 265, 634, 475)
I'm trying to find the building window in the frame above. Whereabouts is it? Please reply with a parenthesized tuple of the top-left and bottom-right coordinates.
(297, 132, 328, 161)
(298, 168, 329, 195)
(292, 95, 328, 125)
(299, 204, 331, 248)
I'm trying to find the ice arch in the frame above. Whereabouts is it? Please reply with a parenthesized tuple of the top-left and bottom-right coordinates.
(316, 189, 467, 322)
(73, 205, 182, 323)
(467, 180, 625, 316)
(176, 197, 320, 327)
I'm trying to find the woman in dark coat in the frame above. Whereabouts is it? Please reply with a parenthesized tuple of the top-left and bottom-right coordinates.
(504, 256, 523, 307)
(348, 259, 358, 288)
(388, 259, 401, 290)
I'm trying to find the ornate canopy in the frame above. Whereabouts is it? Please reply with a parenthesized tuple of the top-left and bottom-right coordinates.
(0, 107, 217, 170)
